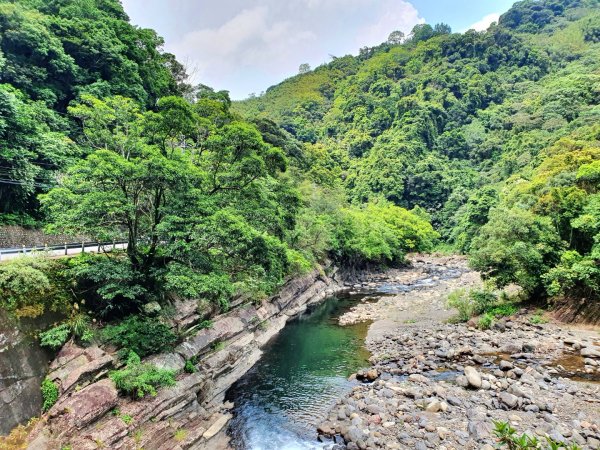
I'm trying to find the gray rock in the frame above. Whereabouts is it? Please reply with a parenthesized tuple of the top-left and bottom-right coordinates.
(500, 343, 523, 354)
(468, 421, 491, 440)
(456, 375, 469, 388)
(580, 347, 600, 358)
(499, 392, 519, 409)
(145, 352, 185, 372)
(345, 425, 368, 443)
(464, 366, 482, 389)
(499, 360, 514, 371)
(447, 396, 462, 406)
(508, 384, 528, 399)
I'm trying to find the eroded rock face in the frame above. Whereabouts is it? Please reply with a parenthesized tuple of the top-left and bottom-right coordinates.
(22, 268, 346, 449)
(47, 342, 113, 395)
(0, 310, 51, 435)
(46, 379, 118, 437)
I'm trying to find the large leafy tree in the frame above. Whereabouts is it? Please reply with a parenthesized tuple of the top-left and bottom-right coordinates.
(41, 94, 289, 313)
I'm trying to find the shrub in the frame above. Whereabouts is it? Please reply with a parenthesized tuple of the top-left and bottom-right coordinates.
(447, 288, 512, 323)
(66, 254, 148, 319)
(0, 257, 72, 318)
(39, 314, 94, 350)
(446, 289, 475, 322)
(101, 316, 177, 358)
(174, 429, 188, 442)
(470, 289, 497, 314)
(41, 378, 59, 412)
(529, 311, 548, 324)
(109, 351, 176, 399)
(488, 304, 518, 318)
(40, 324, 71, 350)
(478, 313, 494, 330)
(199, 320, 213, 330)
(184, 358, 198, 374)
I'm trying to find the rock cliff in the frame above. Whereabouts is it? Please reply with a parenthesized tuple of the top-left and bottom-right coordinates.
(24, 267, 345, 449)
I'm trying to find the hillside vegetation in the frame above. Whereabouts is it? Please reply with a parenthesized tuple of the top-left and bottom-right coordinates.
(0, 0, 435, 349)
(235, 0, 600, 304)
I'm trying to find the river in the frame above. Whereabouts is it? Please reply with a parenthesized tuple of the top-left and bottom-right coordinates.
(225, 293, 373, 449)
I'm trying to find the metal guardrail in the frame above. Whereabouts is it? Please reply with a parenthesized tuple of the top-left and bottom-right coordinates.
(0, 240, 129, 261)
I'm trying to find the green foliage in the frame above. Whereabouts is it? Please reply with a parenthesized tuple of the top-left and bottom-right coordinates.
(487, 304, 518, 318)
(8, 0, 600, 320)
(199, 320, 214, 330)
(41, 378, 59, 412)
(109, 351, 176, 399)
(529, 311, 549, 324)
(446, 289, 476, 322)
(470, 208, 564, 296)
(446, 287, 509, 322)
(477, 313, 494, 330)
(0, 0, 185, 219)
(120, 414, 133, 425)
(39, 324, 71, 350)
(42, 94, 293, 315)
(184, 358, 198, 374)
(0, 257, 72, 318)
(232, 0, 600, 308)
(173, 429, 188, 442)
(493, 421, 581, 449)
(40, 313, 94, 350)
(101, 316, 177, 358)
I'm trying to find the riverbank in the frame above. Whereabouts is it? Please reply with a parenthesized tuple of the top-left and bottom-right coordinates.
(13, 263, 400, 450)
(318, 255, 600, 449)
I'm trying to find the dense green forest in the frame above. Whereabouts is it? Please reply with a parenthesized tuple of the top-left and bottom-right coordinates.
(236, 0, 600, 303)
(0, 0, 435, 338)
(1, 0, 599, 377)
(0, 0, 598, 423)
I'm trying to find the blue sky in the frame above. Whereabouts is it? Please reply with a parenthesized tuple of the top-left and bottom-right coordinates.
(121, 0, 517, 100)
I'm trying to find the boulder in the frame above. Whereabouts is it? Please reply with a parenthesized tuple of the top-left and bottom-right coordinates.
(499, 392, 519, 409)
(356, 369, 379, 382)
(580, 347, 600, 358)
(145, 352, 185, 372)
(464, 366, 482, 389)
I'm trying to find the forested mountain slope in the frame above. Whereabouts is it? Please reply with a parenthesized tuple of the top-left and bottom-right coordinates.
(235, 0, 600, 302)
(0, 0, 187, 217)
(0, 0, 436, 334)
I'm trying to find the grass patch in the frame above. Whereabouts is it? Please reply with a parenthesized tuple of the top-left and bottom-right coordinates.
(174, 428, 188, 442)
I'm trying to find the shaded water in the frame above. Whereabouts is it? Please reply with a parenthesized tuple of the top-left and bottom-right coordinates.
(226, 294, 371, 450)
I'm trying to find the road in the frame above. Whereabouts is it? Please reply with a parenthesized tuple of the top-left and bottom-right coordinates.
(0, 241, 128, 261)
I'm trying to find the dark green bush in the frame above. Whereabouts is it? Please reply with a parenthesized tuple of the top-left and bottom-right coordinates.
(101, 316, 177, 358)
(41, 378, 59, 412)
(39, 314, 94, 350)
(184, 357, 198, 374)
(109, 352, 176, 399)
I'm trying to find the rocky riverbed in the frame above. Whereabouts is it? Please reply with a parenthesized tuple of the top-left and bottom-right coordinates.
(317, 255, 600, 450)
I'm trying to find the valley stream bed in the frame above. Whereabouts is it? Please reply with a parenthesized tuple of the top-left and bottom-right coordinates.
(225, 292, 372, 450)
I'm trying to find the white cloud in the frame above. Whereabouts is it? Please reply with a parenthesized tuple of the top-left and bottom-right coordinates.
(356, 0, 424, 47)
(466, 12, 500, 32)
(169, 6, 318, 83)
(130, 0, 425, 98)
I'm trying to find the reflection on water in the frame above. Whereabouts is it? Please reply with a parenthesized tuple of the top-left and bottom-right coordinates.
(226, 294, 371, 450)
